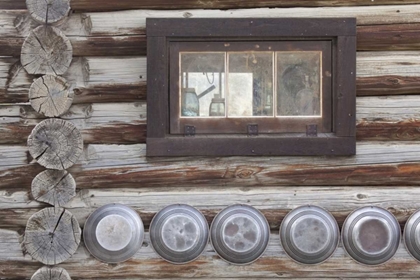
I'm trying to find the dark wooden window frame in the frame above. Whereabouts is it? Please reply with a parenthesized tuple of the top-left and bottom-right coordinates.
(146, 18, 356, 156)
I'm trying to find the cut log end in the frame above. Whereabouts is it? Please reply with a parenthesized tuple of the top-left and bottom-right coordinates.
(27, 119, 83, 170)
(23, 207, 81, 265)
(29, 75, 74, 117)
(31, 169, 76, 207)
(26, 0, 71, 24)
(31, 266, 71, 280)
(21, 25, 73, 75)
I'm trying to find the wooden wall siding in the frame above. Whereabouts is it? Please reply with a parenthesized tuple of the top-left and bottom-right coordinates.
(1, 2, 420, 279)
(1, 95, 419, 144)
(2, 0, 420, 10)
(1, 142, 420, 192)
(1, 51, 419, 104)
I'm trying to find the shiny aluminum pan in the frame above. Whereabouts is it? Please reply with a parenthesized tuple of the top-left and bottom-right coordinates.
(342, 206, 400, 265)
(210, 204, 270, 265)
(83, 204, 144, 263)
(280, 205, 339, 264)
(149, 204, 209, 264)
(404, 209, 420, 261)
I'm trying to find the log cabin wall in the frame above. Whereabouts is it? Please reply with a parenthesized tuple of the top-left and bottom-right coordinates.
(1, 0, 420, 279)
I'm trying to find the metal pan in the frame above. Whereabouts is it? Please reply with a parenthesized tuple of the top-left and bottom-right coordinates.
(280, 205, 339, 264)
(210, 204, 270, 265)
(404, 209, 420, 261)
(83, 204, 144, 263)
(342, 206, 400, 265)
(149, 204, 209, 264)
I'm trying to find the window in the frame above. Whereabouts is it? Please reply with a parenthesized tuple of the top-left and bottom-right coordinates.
(147, 18, 356, 156)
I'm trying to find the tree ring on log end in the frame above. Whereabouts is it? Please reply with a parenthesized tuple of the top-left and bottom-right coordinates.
(29, 75, 74, 117)
(26, 0, 71, 24)
(32, 169, 76, 207)
(27, 119, 83, 170)
(21, 25, 72, 75)
(24, 207, 81, 265)
(31, 266, 71, 280)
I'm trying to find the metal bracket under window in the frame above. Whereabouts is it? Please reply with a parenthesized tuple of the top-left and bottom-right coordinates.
(248, 124, 259, 136)
(306, 124, 318, 137)
(184, 125, 196, 136)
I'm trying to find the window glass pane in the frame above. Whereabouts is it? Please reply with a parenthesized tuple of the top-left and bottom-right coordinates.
(276, 52, 321, 116)
(228, 52, 273, 117)
(180, 53, 225, 117)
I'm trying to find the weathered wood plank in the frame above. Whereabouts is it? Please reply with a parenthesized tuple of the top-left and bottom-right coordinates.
(0, 52, 419, 103)
(0, 186, 418, 229)
(3, 0, 420, 10)
(0, 57, 146, 104)
(1, 228, 420, 279)
(0, 103, 147, 144)
(1, 95, 418, 144)
(1, 142, 420, 190)
(2, 6, 420, 41)
(1, 23, 420, 57)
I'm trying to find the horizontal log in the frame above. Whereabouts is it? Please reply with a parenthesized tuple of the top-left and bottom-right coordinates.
(1, 142, 420, 190)
(1, 95, 419, 144)
(1, 52, 419, 103)
(3, 0, 420, 10)
(0, 186, 418, 229)
(0, 103, 146, 144)
(1, 228, 420, 279)
(0, 57, 146, 103)
(2, 23, 420, 57)
(2, 6, 420, 41)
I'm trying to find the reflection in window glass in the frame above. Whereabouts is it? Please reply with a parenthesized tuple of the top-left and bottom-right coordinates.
(276, 52, 321, 116)
(228, 53, 273, 117)
(180, 53, 225, 117)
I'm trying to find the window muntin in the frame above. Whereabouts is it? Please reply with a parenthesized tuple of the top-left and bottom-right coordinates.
(171, 41, 331, 134)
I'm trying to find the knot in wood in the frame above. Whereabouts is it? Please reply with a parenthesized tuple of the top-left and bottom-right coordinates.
(21, 25, 72, 75)
(23, 207, 81, 265)
(31, 266, 71, 280)
(29, 75, 74, 117)
(32, 169, 76, 207)
(235, 167, 261, 179)
(27, 118, 83, 170)
(26, 0, 71, 24)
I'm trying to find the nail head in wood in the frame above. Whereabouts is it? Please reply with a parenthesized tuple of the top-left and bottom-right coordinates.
(27, 119, 83, 170)
(29, 75, 74, 117)
(31, 266, 71, 280)
(21, 25, 73, 75)
(26, 0, 71, 24)
(23, 207, 81, 265)
(32, 169, 76, 207)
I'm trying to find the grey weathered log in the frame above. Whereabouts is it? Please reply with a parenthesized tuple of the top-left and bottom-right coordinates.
(31, 169, 76, 207)
(21, 26, 72, 75)
(31, 266, 71, 280)
(27, 119, 83, 170)
(26, 0, 71, 24)
(29, 75, 74, 117)
(23, 207, 81, 265)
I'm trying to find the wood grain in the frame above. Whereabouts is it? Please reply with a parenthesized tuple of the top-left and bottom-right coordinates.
(27, 119, 83, 170)
(26, 0, 70, 24)
(3, 0, 420, 10)
(1, 95, 419, 144)
(21, 26, 72, 75)
(31, 169, 76, 207)
(29, 75, 74, 117)
(31, 266, 71, 280)
(23, 208, 81, 265)
(2, 228, 420, 278)
(0, 52, 419, 104)
(1, 142, 420, 191)
(2, 6, 420, 40)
